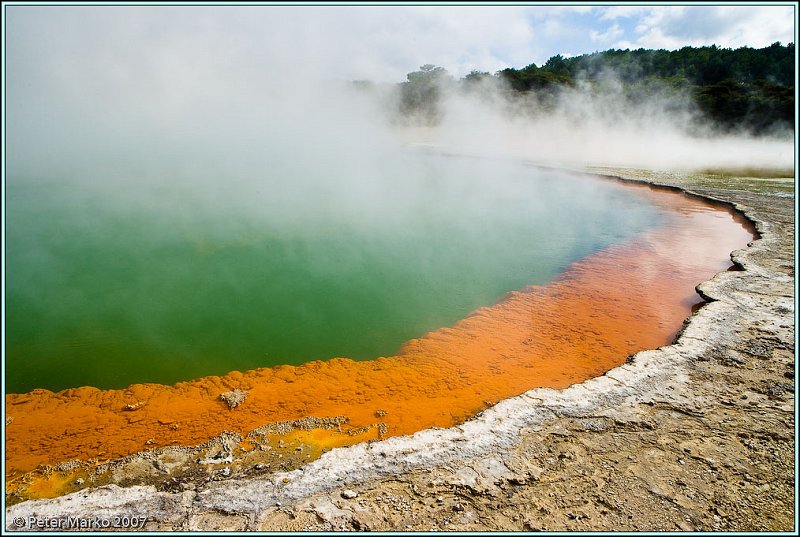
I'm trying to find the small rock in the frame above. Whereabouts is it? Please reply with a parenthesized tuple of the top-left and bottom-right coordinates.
(436, 496, 444, 505)
(375, 409, 387, 417)
(124, 401, 145, 411)
(341, 489, 358, 499)
(74, 478, 84, 486)
(219, 389, 248, 409)
(453, 503, 464, 512)
(210, 468, 231, 481)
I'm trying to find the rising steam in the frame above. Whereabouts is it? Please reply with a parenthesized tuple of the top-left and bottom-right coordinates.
(4, 6, 793, 391)
(6, 5, 793, 186)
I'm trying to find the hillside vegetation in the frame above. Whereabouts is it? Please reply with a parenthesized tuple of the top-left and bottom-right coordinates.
(392, 43, 795, 134)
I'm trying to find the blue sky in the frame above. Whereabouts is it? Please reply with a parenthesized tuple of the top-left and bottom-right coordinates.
(534, 5, 796, 63)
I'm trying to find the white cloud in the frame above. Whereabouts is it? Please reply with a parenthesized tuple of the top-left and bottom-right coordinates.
(598, 6, 651, 21)
(590, 23, 623, 42)
(615, 5, 795, 50)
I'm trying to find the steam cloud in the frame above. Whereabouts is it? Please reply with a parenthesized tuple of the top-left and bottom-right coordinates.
(5, 5, 792, 391)
(6, 5, 793, 186)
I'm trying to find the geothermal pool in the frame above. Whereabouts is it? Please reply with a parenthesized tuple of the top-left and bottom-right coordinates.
(4, 158, 755, 502)
(7, 155, 661, 393)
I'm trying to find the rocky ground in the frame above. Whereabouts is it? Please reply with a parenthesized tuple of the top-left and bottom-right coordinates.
(5, 168, 795, 532)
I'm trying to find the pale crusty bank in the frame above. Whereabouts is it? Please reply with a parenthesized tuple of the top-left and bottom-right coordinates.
(5, 167, 795, 532)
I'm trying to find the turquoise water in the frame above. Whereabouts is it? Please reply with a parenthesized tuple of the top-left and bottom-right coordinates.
(5, 155, 662, 393)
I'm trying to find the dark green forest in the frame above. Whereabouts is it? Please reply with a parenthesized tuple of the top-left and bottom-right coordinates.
(393, 43, 795, 134)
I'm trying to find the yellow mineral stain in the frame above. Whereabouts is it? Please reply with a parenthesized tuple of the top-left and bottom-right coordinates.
(10, 468, 88, 501)
(4, 182, 755, 499)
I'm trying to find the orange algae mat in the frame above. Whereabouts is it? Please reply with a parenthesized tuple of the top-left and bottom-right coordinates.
(4, 180, 754, 481)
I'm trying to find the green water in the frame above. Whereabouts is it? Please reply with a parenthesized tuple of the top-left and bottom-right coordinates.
(5, 155, 662, 392)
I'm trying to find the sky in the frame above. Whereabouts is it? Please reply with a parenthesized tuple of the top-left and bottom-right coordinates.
(4, 2, 796, 177)
(3, 3, 797, 84)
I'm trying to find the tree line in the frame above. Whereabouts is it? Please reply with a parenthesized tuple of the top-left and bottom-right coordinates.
(392, 42, 794, 134)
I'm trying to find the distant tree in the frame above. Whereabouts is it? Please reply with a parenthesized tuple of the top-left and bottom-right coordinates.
(497, 63, 571, 91)
(398, 64, 453, 124)
(696, 79, 749, 127)
(406, 64, 450, 85)
(388, 43, 794, 133)
(542, 54, 570, 77)
(486, 43, 795, 133)
(463, 70, 491, 83)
